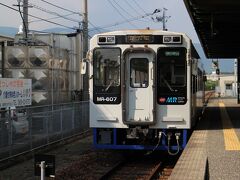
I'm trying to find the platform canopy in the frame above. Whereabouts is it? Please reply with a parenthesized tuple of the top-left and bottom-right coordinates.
(183, 0, 240, 58)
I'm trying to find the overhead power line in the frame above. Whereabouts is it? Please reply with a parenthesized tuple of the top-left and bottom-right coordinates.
(39, 0, 99, 33)
(112, 0, 134, 18)
(0, 2, 76, 30)
(107, 0, 138, 28)
(122, 0, 151, 23)
(88, 20, 101, 33)
(89, 9, 161, 32)
(123, 0, 142, 16)
(41, 0, 82, 16)
(132, 0, 147, 14)
(29, 12, 76, 23)
(29, 2, 81, 23)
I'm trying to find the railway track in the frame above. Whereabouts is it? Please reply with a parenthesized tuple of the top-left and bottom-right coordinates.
(99, 159, 161, 180)
(159, 164, 175, 180)
(55, 151, 179, 179)
(98, 153, 178, 180)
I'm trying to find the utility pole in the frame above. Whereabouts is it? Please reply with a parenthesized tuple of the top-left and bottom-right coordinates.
(14, 0, 31, 40)
(23, 0, 29, 39)
(163, 8, 166, 30)
(82, 0, 88, 58)
(153, 8, 170, 31)
(82, 0, 89, 100)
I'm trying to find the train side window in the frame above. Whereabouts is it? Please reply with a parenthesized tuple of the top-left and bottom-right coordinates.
(130, 58, 149, 88)
(192, 75, 198, 94)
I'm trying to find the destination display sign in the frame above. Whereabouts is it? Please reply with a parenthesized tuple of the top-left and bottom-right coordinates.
(126, 35, 154, 44)
(165, 51, 180, 57)
(0, 78, 32, 108)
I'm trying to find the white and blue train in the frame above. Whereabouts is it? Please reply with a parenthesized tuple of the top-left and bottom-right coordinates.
(88, 29, 205, 154)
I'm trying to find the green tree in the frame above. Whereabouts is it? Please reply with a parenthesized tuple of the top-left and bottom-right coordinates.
(205, 80, 217, 90)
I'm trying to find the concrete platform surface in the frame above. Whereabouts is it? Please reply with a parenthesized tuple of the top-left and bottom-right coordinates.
(170, 98, 240, 180)
(207, 98, 240, 180)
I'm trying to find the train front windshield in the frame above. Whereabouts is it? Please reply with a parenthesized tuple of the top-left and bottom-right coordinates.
(157, 47, 187, 105)
(93, 48, 121, 104)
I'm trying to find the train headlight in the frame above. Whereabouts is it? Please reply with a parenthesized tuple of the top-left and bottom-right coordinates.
(163, 35, 182, 44)
(98, 36, 115, 44)
(107, 36, 115, 43)
(98, 37, 106, 43)
(163, 36, 172, 43)
(173, 36, 181, 43)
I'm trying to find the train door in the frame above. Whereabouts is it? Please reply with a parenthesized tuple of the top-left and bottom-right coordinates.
(123, 51, 154, 125)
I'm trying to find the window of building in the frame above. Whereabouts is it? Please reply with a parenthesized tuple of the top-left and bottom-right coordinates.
(225, 83, 232, 90)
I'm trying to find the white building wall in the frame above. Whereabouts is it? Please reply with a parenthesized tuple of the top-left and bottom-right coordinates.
(207, 74, 237, 97)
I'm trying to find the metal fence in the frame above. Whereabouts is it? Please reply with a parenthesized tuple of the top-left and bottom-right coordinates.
(0, 101, 89, 161)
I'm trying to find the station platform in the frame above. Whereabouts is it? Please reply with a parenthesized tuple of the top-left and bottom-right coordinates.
(170, 97, 240, 180)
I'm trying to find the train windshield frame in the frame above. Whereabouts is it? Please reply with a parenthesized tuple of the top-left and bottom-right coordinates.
(93, 48, 121, 104)
(157, 47, 187, 105)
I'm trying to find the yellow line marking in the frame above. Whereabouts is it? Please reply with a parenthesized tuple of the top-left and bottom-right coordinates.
(219, 102, 240, 151)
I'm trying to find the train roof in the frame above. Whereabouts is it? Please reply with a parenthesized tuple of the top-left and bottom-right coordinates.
(91, 29, 200, 59)
(92, 29, 190, 39)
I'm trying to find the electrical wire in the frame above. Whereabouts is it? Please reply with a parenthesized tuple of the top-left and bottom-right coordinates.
(41, 0, 82, 16)
(29, 29, 69, 34)
(26, 13, 77, 30)
(32, 2, 99, 33)
(145, 132, 163, 156)
(29, 12, 76, 23)
(89, 10, 160, 32)
(107, 0, 138, 28)
(122, 0, 150, 22)
(132, 0, 154, 22)
(123, 0, 142, 16)
(29, 2, 81, 23)
(88, 20, 101, 33)
(0, 2, 76, 30)
(39, 1, 99, 34)
(112, 0, 135, 18)
(132, 0, 148, 14)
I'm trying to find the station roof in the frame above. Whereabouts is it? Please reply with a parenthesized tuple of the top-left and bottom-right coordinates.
(184, 0, 240, 58)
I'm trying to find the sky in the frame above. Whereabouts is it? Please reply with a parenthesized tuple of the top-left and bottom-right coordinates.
(0, 0, 234, 73)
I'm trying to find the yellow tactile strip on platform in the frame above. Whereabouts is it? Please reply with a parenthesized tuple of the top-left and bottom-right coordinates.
(219, 102, 240, 151)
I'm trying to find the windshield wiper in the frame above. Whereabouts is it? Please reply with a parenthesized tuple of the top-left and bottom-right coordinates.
(105, 80, 115, 91)
(162, 77, 178, 92)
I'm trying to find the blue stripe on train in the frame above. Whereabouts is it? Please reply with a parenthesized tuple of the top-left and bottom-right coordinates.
(93, 128, 188, 150)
